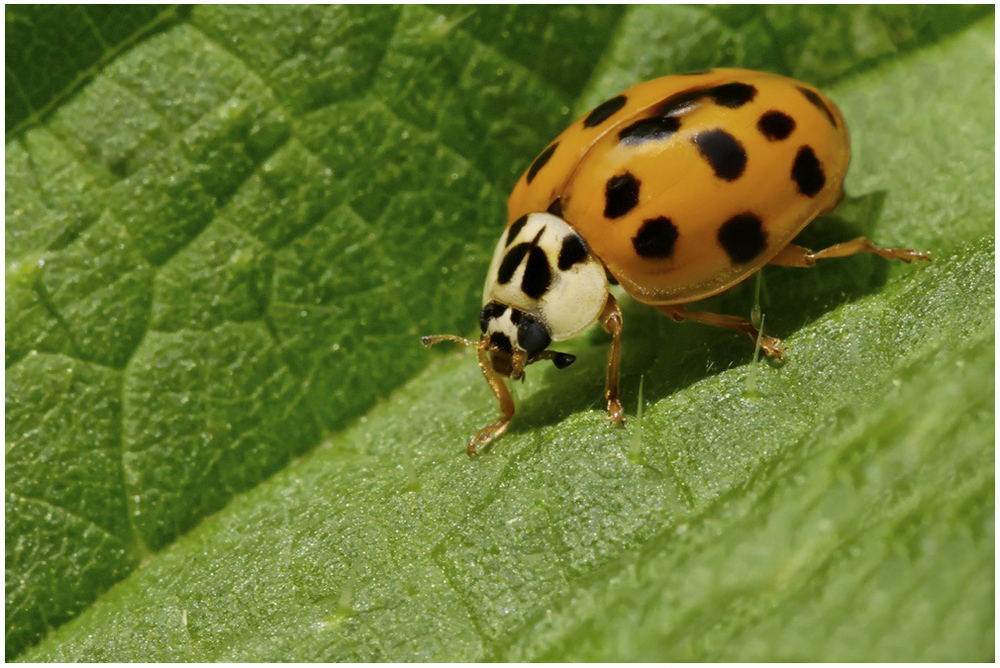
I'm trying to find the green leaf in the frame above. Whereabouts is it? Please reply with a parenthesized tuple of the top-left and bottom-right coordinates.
(5, 5, 187, 138)
(6, 5, 994, 661)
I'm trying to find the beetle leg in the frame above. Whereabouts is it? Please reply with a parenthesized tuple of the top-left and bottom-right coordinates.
(657, 304, 785, 359)
(769, 239, 930, 267)
(598, 295, 625, 426)
(468, 344, 516, 457)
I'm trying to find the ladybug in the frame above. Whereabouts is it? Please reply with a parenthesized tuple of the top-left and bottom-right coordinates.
(423, 68, 929, 457)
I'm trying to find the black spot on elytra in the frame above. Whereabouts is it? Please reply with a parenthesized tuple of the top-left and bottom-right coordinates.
(480, 301, 508, 332)
(706, 82, 757, 108)
(604, 172, 640, 219)
(557, 233, 588, 271)
(547, 198, 563, 217)
(618, 115, 681, 146)
(583, 95, 628, 128)
(489, 331, 513, 354)
(797, 86, 838, 127)
(506, 215, 528, 247)
(692, 129, 747, 181)
(655, 89, 705, 117)
(718, 213, 767, 264)
(792, 146, 826, 197)
(632, 217, 679, 259)
(757, 110, 796, 141)
(527, 142, 558, 184)
(653, 81, 755, 119)
(516, 314, 551, 354)
(521, 247, 551, 298)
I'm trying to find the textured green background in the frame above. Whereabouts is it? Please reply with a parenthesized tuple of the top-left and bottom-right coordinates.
(6, 5, 994, 661)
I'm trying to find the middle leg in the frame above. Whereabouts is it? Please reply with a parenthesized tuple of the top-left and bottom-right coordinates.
(599, 295, 625, 425)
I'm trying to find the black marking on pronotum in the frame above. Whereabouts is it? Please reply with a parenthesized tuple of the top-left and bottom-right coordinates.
(632, 217, 679, 259)
(489, 331, 513, 354)
(497, 228, 552, 299)
(498, 228, 543, 283)
(692, 129, 747, 181)
(557, 233, 588, 271)
(618, 115, 681, 146)
(706, 82, 757, 108)
(791, 145, 825, 197)
(505, 215, 529, 247)
(718, 212, 767, 264)
(516, 313, 551, 354)
(583, 94, 628, 128)
(757, 110, 796, 141)
(480, 301, 508, 332)
(604, 172, 641, 219)
(497, 243, 529, 284)
(526, 142, 558, 184)
(797, 86, 838, 127)
(521, 245, 551, 299)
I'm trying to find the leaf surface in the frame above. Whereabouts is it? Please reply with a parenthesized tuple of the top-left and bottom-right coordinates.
(6, 5, 994, 661)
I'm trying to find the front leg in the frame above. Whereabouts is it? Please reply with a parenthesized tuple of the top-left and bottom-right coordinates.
(468, 346, 516, 457)
(599, 295, 625, 426)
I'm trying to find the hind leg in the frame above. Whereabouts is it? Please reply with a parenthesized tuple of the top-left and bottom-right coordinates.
(656, 304, 784, 358)
(769, 238, 930, 267)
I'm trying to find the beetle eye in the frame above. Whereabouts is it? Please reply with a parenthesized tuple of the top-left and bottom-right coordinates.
(517, 316, 551, 354)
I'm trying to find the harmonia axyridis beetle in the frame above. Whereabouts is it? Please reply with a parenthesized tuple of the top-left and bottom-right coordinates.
(423, 68, 929, 457)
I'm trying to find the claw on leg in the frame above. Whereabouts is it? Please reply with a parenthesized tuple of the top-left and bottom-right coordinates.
(468, 418, 510, 458)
